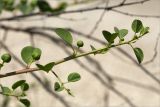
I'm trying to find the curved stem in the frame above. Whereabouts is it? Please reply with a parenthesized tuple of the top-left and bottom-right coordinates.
(0, 37, 138, 78)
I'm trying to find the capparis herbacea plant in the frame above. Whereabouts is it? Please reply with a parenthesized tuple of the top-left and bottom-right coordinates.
(0, 19, 149, 107)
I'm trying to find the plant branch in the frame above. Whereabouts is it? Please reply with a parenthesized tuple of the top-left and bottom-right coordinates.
(112, 9, 160, 19)
(0, 0, 150, 22)
(0, 37, 135, 78)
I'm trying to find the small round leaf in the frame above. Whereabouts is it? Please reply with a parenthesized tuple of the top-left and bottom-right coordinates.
(132, 19, 143, 33)
(19, 99, 30, 107)
(54, 28, 73, 45)
(118, 29, 128, 40)
(54, 82, 64, 92)
(21, 46, 35, 65)
(68, 72, 81, 82)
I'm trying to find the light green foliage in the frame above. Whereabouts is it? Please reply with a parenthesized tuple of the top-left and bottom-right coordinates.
(32, 48, 42, 60)
(118, 29, 128, 41)
(54, 28, 73, 45)
(21, 46, 41, 65)
(1, 86, 12, 96)
(0, 0, 67, 15)
(0, 19, 150, 106)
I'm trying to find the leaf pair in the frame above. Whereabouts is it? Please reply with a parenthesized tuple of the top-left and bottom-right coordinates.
(102, 28, 128, 43)
(102, 31, 118, 43)
(12, 80, 29, 91)
(132, 19, 149, 35)
(54, 72, 81, 96)
(36, 62, 55, 73)
(114, 27, 128, 41)
(12, 80, 30, 107)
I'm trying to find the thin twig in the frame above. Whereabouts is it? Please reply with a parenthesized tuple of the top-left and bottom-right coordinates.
(0, 37, 139, 78)
(87, 0, 110, 37)
(112, 9, 160, 19)
(0, 0, 150, 22)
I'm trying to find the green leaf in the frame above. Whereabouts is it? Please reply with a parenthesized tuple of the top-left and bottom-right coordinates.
(132, 19, 143, 33)
(21, 83, 29, 91)
(21, 46, 41, 65)
(133, 48, 144, 64)
(19, 4, 35, 14)
(1, 86, 12, 95)
(52, 2, 67, 12)
(12, 80, 26, 90)
(118, 29, 128, 40)
(140, 27, 149, 36)
(19, 99, 30, 107)
(30, 0, 38, 6)
(36, 62, 55, 73)
(54, 82, 64, 92)
(3, 0, 15, 11)
(102, 31, 118, 43)
(54, 28, 73, 45)
(68, 72, 81, 82)
(37, 0, 53, 12)
(21, 46, 35, 65)
(0, 0, 4, 14)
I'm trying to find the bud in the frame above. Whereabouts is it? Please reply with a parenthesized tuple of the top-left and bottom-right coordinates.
(1, 53, 11, 63)
(32, 48, 41, 60)
(77, 40, 84, 48)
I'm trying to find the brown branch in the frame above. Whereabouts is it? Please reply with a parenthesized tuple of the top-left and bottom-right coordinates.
(0, 0, 150, 22)
(143, 34, 160, 64)
(112, 9, 160, 18)
(0, 24, 160, 85)
(87, 0, 110, 37)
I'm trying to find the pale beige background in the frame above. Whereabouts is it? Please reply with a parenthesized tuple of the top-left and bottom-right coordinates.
(0, 0, 160, 107)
